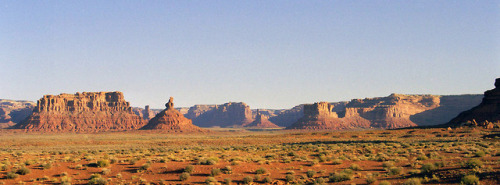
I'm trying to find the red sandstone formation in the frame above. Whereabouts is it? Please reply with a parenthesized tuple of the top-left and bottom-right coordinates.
(287, 94, 483, 130)
(448, 78, 500, 128)
(140, 97, 206, 132)
(287, 102, 367, 130)
(187, 102, 254, 127)
(0, 99, 35, 128)
(13, 92, 144, 132)
(244, 110, 280, 128)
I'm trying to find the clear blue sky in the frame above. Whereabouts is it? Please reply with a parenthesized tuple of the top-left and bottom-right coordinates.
(1, 1, 499, 109)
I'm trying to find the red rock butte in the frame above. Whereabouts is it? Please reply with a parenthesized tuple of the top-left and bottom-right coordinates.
(13, 91, 144, 132)
(244, 110, 280, 128)
(448, 78, 500, 128)
(140, 97, 206, 132)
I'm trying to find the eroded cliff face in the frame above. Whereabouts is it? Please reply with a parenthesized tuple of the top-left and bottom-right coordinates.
(140, 97, 206, 132)
(13, 92, 145, 132)
(0, 100, 35, 128)
(448, 78, 500, 128)
(286, 102, 369, 130)
(268, 105, 304, 127)
(187, 102, 254, 128)
(287, 94, 483, 130)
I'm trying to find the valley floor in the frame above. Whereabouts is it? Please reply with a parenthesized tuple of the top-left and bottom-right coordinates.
(0, 128, 498, 185)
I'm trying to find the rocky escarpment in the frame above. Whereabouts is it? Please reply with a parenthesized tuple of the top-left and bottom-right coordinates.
(287, 102, 365, 130)
(13, 92, 145, 132)
(245, 110, 280, 128)
(268, 105, 304, 127)
(140, 97, 205, 132)
(0, 99, 35, 128)
(132, 106, 161, 121)
(287, 94, 483, 130)
(447, 78, 500, 128)
(187, 102, 254, 127)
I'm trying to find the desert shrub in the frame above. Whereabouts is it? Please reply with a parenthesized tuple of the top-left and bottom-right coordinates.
(223, 178, 232, 185)
(285, 174, 295, 182)
(366, 176, 377, 184)
(221, 166, 232, 174)
(416, 155, 428, 160)
(96, 160, 110, 167)
(309, 159, 319, 166)
(242, 176, 253, 184)
(1, 164, 8, 171)
(329, 172, 352, 182)
(41, 162, 52, 169)
(461, 175, 480, 185)
(184, 165, 194, 174)
(102, 168, 111, 175)
(15, 166, 30, 175)
(205, 177, 217, 184)
(139, 163, 150, 171)
(379, 180, 392, 185)
(382, 161, 395, 168)
(210, 168, 221, 176)
(306, 169, 316, 178)
(24, 160, 34, 166)
(255, 167, 268, 174)
(254, 174, 261, 181)
(179, 172, 190, 181)
(464, 159, 483, 169)
(6, 172, 19, 179)
(402, 178, 422, 185)
(388, 167, 402, 175)
(332, 159, 343, 165)
(199, 158, 218, 165)
(348, 163, 362, 171)
(88, 174, 107, 185)
(263, 177, 272, 183)
(474, 150, 485, 157)
(421, 163, 436, 174)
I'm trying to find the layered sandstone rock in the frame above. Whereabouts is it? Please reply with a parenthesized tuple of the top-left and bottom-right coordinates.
(140, 97, 205, 132)
(245, 110, 280, 128)
(448, 78, 500, 128)
(132, 105, 160, 121)
(287, 102, 366, 130)
(13, 92, 144, 132)
(0, 99, 35, 128)
(287, 94, 483, 130)
(187, 102, 253, 127)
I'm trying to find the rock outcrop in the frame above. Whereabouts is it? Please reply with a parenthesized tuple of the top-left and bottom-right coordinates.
(140, 97, 205, 132)
(287, 102, 364, 130)
(132, 105, 160, 121)
(287, 94, 483, 130)
(0, 99, 35, 128)
(245, 110, 280, 128)
(268, 105, 304, 127)
(13, 92, 145, 132)
(187, 102, 254, 127)
(447, 78, 500, 128)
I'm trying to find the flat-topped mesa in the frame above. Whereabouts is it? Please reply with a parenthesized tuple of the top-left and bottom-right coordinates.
(35, 91, 131, 113)
(189, 102, 254, 128)
(13, 91, 145, 132)
(140, 97, 206, 132)
(287, 102, 351, 130)
(304, 102, 338, 118)
(447, 78, 500, 128)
